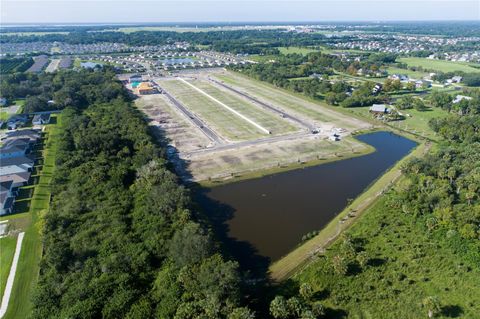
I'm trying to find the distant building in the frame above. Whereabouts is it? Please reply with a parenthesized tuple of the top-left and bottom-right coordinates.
(137, 82, 157, 95)
(32, 113, 51, 125)
(451, 76, 463, 83)
(369, 104, 391, 114)
(453, 95, 473, 104)
(6, 114, 29, 130)
(372, 83, 382, 95)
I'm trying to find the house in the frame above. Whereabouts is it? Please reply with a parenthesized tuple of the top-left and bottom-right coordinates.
(372, 83, 382, 95)
(32, 113, 51, 125)
(390, 74, 409, 82)
(415, 80, 431, 89)
(0, 156, 34, 170)
(453, 95, 473, 104)
(6, 114, 29, 130)
(451, 76, 463, 83)
(0, 181, 15, 197)
(0, 172, 31, 188)
(369, 104, 391, 114)
(0, 191, 14, 215)
(0, 97, 7, 107)
(0, 164, 31, 177)
(2, 129, 41, 141)
(137, 82, 157, 95)
(0, 144, 28, 159)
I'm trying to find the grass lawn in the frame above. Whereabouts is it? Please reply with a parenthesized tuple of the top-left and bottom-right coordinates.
(3, 114, 61, 319)
(345, 106, 448, 141)
(277, 47, 318, 55)
(399, 57, 480, 74)
(0, 112, 8, 121)
(160, 79, 265, 141)
(213, 71, 368, 130)
(190, 79, 298, 135)
(287, 191, 480, 318)
(0, 235, 17, 300)
(386, 66, 428, 79)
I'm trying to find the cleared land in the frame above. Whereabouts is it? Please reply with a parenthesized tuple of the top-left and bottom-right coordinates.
(398, 57, 480, 73)
(158, 78, 268, 141)
(186, 135, 370, 182)
(45, 59, 60, 73)
(136, 94, 211, 152)
(212, 70, 369, 131)
(277, 47, 318, 55)
(187, 78, 299, 135)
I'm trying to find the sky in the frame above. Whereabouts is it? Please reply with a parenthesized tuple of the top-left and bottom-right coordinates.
(1, 0, 479, 24)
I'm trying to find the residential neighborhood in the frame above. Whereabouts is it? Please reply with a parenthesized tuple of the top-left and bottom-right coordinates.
(0, 129, 41, 215)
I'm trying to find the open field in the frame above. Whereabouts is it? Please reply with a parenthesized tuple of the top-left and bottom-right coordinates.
(277, 46, 318, 55)
(45, 59, 60, 73)
(3, 115, 61, 319)
(345, 106, 448, 141)
(188, 78, 299, 135)
(288, 176, 480, 317)
(158, 78, 268, 141)
(398, 57, 480, 73)
(213, 70, 370, 131)
(0, 235, 17, 300)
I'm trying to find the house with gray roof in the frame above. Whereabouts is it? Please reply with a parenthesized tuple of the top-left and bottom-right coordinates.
(32, 113, 51, 125)
(0, 172, 31, 188)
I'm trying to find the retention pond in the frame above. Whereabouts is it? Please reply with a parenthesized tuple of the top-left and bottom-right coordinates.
(196, 131, 417, 267)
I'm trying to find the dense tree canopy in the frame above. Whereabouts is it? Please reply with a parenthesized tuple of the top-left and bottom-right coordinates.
(31, 70, 251, 318)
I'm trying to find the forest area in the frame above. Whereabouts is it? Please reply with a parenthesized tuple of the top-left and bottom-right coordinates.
(27, 69, 254, 318)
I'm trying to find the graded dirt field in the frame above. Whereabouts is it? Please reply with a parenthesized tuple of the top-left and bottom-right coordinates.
(135, 94, 211, 152)
(185, 135, 371, 182)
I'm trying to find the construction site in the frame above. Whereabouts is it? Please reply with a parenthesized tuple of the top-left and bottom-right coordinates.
(131, 69, 373, 182)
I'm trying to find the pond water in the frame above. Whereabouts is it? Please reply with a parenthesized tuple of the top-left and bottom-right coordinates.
(196, 131, 417, 266)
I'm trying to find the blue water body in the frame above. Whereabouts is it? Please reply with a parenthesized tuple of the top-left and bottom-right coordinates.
(198, 131, 417, 262)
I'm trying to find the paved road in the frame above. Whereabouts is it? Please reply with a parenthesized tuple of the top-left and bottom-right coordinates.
(208, 77, 316, 131)
(182, 131, 315, 157)
(153, 80, 224, 145)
